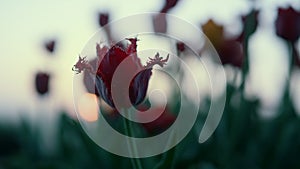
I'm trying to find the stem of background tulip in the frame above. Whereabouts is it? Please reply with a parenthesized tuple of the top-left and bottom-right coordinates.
(239, 10, 257, 91)
(240, 36, 249, 91)
(280, 41, 295, 108)
(122, 109, 143, 169)
(227, 9, 255, 165)
(239, 44, 249, 92)
(288, 42, 295, 77)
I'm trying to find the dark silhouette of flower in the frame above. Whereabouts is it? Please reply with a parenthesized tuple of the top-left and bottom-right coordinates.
(218, 39, 243, 67)
(73, 38, 169, 108)
(202, 19, 243, 68)
(275, 6, 300, 43)
(98, 12, 109, 27)
(176, 41, 185, 52)
(238, 9, 259, 42)
(160, 0, 180, 13)
(35, 72, 50, 96)
(44, 40, 56, 53)
(201, 9, 259, 68)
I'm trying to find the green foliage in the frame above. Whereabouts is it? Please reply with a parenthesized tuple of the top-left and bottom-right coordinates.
(1, 90, 299, 169)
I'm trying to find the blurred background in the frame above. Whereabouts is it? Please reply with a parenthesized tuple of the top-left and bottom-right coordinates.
(1, 0, 300, 168)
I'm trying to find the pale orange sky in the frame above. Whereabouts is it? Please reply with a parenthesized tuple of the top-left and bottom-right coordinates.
(0, 0, 299, 122)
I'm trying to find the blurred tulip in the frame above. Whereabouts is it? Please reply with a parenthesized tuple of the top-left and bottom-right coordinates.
(238, 9, 259, 42)
(98, 12, 109, 27)
(44, 40, 56, 53)
(275, 7, 300, 43)
(160, 0, 180, 13)
(202, 19, 224, 49)
(202, 19, 243, 68)
(138, 106, 176, 135)
(218, 39, 243, 67)
(35, 72, 50, 96)
(176, 41, 185, 53)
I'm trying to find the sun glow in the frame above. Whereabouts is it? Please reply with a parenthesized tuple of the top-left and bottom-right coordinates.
(77, 93, 99, 122)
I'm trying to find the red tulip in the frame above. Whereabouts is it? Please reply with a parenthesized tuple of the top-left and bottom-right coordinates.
(176, 41, 185, 52)
(73, 38, 169, 108)
(217, 39, 244, 68)
(160, 0, 180, 13)
(275, 6, 300, 42)
(98, 13, 109, 27)
(138, 106, 176, 135)
(45, 40, 56, 53)
(35, 72, 50, 96)
(201, 19, 243, 68)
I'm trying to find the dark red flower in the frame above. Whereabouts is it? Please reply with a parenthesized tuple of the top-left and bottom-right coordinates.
(160, 0, 180, 13)
(137, 106, 176, 135)
(45, 40, 56, 53)
(73, 38, 169, 108)
(275, 6, 300, 42)
(201, 19, 243, 68)
(176, 41, 185, 52)
(217, 39, 243, 68)
(98, 13, 109, 27)
(35, 72, 50, 96)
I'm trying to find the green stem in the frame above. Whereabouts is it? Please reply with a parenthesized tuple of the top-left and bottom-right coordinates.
(122, 109, 143, 169)
(288, 42, 296, 73)
(228, 9, 255, 169)
(282, 41, 295, 107)
(239, 9, 257, 91)
(240, 30, 250, 91)
(284, 41, 294, 99)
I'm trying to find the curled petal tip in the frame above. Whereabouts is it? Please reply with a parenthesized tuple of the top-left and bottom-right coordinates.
(145, 53, 169, 68)
(72, 55, 94, 74)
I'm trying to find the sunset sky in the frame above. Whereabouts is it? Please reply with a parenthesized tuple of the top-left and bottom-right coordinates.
(0, 0, 299, 122)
